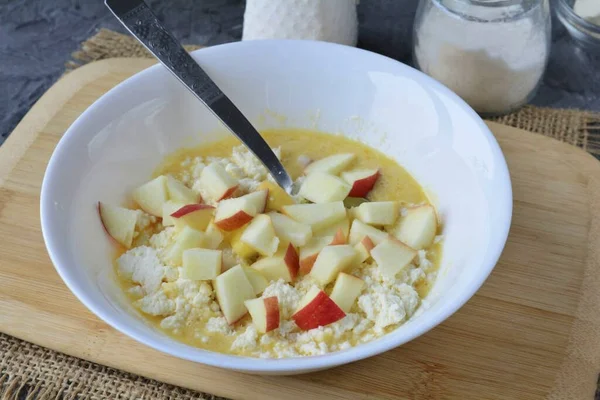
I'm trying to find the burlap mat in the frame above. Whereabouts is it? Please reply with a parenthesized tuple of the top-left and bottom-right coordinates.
(2, 28, 600, 400)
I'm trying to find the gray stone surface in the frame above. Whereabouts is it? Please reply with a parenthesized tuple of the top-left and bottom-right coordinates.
(2, 0, 600, 145)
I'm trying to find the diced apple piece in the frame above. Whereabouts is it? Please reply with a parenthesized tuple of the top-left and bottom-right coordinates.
(213, 265, 256, 324)
(354, 235, 375, 263)
(371, 238, 417, 278)
(162, 201, 186, 226)
(282, 202, 346, 231)
(348, 219, 390, 246)
(354, 201, 399, 226)
(244, 189, 269, 214)
(242, 266, 269, 295)
(205, 221, 224, 249)
(330, 272, 365, 313)
(182, 248, 222, 280)
(132, 175, 168, 216)
(310, 245, 357, 285)
(298, 172, 351, 204)
(240, 214, 279, 257)
(389, 205, 438, 250)
(292, 286, 345, 330)
(258, 181, 294, 211)
(312, 216, 350, 239)
(230, 225, 258, 260)
(251, 243, 299, 282)
(166, 175, 199, 204)
(171, 204, 215, 231)
(164, 226, 206, 266)
(341, 169, 380, 198)
(305, 153, 355, 175)
(98, 202, 138, 248)
(221, 250, 242, 271)
(214, 201, 253, 231)
(329, 228, 346, 245)
(214, 190, 267, 231)
(244, 296, 280, 333)
(198, 162, 239, 202)
(298, 236, 333, 275)
(268, 212, 313, 247)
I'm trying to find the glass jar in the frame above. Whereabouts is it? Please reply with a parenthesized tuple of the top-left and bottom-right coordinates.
(413, 0, 551, 116)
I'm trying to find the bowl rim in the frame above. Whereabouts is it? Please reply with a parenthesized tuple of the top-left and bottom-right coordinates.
(40, 39, 513, 373)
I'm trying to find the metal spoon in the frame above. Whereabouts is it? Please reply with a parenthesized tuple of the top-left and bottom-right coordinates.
(105, 0, 295, 194)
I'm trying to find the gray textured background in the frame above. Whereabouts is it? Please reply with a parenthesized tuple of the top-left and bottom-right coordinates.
(2, 0, 600, 146)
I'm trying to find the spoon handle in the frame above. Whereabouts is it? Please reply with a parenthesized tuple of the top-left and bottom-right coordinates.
(105, 0, 294, 193)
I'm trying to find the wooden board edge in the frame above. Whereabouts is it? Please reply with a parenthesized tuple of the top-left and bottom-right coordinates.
(487, 121, 600, 399)
(0, 58, 156, 185)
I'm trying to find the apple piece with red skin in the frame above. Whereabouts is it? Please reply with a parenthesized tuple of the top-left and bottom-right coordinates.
(354, 235, 375, 263)
(244, 296, 280, 333)
(304, 153, 356, 175)
(298, 236, 332, 275)
(214, 190, 268, 231)
(213, 265, 256, 325)
(98, 202, 138, 248)
(341, 169, 380, 198)
(251, 243, 299, 282)
(330, 272, 365, 313)
(292, 286, 346, 330)
(198, 162, 239, 202)
(171, 204, 215, 231)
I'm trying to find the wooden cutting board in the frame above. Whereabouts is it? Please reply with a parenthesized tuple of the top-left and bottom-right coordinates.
(1, 58, 599, 400)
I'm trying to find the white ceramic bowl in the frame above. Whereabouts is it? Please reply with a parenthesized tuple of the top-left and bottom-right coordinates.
(40, 40, 512, 374)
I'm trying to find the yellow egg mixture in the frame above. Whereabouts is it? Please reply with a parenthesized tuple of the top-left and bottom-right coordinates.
(114, 129, 442, 358)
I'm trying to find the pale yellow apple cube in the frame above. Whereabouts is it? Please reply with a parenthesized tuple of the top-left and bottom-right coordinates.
(182, 248, 222, 280)
(310, 245, 358, 285)
(330, 272, 365, 312)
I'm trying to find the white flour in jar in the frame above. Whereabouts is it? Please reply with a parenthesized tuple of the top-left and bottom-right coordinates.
(414, 3, 549, 115)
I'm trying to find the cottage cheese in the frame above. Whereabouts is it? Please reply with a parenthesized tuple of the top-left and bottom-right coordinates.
(134, 290, 175, 316)
(117, 246, 169, 294)
(231, 145, 282, 181)
(231, 325, 259, 351)
(262, 279, 301, 318)
(205, 316, 232, 334)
